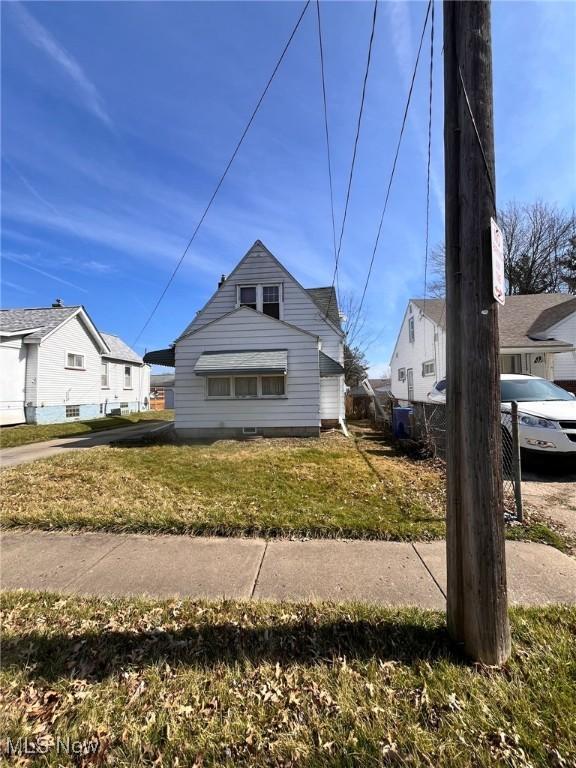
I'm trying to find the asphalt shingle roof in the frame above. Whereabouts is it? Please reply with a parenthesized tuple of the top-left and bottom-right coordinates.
(101, 333, 143, 364)
(411, 295, 575, 349)
(194, 349, 288, 375)
(306, 287, 341, 329)
(0, 306, 80, 340)
(151, 374, 175, 387)
(319, 351, 345, 376)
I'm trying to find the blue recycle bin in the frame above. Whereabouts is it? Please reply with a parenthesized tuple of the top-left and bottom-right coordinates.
(392, 406, 413, 439)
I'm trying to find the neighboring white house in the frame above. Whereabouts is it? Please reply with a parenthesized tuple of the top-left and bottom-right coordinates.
(390, 295, 576, 402)
(145, 240, 345, 438)
(0, 303, 150, 425)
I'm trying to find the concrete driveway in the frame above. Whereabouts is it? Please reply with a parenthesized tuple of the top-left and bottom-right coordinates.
(521, 456, 576, 537)
(0, 421, 172, 469)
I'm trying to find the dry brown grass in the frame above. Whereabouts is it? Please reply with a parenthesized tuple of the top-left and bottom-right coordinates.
(1, 431, 446, 539)
(2, 593, 575, 766)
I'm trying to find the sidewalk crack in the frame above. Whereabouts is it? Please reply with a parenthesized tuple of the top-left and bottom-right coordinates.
(62, 537, 127, 590)
(411, 542, 446, 600)
(250, 540, 268, 599)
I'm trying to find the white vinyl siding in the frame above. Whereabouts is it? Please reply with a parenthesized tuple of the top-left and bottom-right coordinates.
(320, 377, 342, 420)
(175, 308, 320, 429)
(36, 315, 103, 407)
(184, 244, 342, 360)
(100, 360, 150, 408)
(390, 303, 446, 402)
(546, 311, 576, 381)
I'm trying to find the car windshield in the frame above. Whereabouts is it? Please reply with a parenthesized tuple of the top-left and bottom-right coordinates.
(500, 378, 573, 402)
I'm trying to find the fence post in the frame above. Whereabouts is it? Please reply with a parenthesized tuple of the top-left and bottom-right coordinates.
(511, 401, 523, 522)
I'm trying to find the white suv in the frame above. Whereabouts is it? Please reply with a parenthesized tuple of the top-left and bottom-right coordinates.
(427, 374, 576, 455)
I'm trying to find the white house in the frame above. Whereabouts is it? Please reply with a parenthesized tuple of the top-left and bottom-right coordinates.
(145, 240, 345, 438)
(0, 302, 150, 425)
(390, 295, 576, 402)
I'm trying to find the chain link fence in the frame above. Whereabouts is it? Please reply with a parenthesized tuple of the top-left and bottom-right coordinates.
(370, 395, 523, 519)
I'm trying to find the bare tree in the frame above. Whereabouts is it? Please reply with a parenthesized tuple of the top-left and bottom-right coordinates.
(427, 202, 576, 297)
(339, 292, 370, 386)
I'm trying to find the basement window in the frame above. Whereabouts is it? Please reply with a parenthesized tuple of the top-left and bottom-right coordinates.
(66, 405, 80, 418)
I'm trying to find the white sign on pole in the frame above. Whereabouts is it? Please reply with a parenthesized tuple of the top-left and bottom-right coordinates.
(491, 217, 505, 305)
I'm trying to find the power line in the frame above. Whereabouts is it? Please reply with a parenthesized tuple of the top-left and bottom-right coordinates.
(422, 0, 435, 352)
(132, 0, 311, 346)
(324, 0, 379, 322)
(315, 0, 338, 294)
(348, 0, 432, 342)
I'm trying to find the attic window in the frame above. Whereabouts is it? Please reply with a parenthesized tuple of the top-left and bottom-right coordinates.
(262, 285, 280, 318)
(408, 317, 415, 343)
(239, 286, 257, 311)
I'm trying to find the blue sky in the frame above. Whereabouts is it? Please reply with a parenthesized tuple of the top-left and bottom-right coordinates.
(2, 1, 575, 375)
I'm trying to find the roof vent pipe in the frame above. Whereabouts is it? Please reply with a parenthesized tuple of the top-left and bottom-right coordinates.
(218, 275, 226, 288)
(52, 298, 63, 308)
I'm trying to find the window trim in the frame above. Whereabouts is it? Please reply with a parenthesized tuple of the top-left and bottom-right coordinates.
(65, 351, 85, 370)
(101, 360, 110, 388)
(422, 360, 435, 377)
(398, 367, 406, 382)
(236, 283, 283, 319)
(408, 317, 415, 343)
(123, 364, 132, 390)
(205, 374, 287, 400)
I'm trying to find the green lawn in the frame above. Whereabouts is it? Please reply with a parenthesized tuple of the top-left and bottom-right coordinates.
(0, 410, 174, 449)
(1, 428, 567, 548)
(0, 431, 446, 539)
(1, 593, 574, 766)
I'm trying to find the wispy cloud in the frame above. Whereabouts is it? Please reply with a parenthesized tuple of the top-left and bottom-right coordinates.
(385, 1, 444, 219)
(9, 3, 113, 128)
(3, 252, 88, 293)
(1, 279, 35, 295)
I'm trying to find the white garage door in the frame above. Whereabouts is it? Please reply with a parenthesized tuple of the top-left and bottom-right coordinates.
(0, 339, 27, 425)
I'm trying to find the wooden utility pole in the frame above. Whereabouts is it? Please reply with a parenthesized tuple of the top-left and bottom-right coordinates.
(443, 1, 511, 664)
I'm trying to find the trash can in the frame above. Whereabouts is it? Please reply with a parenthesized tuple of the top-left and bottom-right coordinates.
(392, 406, 412, 439)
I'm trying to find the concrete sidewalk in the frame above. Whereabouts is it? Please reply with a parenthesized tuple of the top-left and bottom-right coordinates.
(2, 530, 575, 607)
(0, 421, 171, 469)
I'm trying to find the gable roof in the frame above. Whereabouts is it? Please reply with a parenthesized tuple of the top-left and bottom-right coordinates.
(0, 306, 80, 340)
(177, 305, 319, 342)
(179, 240, 344, 340)
(151, 374, 175, 387)
(306, 287, 341, 329)
(410, 295, 575, 349)
(100, 333, 143, 364)
(0, 305, 109, 352)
